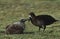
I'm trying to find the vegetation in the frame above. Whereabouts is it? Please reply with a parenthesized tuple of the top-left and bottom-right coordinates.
(0, 0, 60, 39)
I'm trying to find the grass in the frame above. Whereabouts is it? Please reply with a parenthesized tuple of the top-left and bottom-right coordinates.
(0, 0, 60, 39)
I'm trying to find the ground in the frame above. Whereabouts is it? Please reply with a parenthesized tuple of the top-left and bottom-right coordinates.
(0, 0, 60, 39)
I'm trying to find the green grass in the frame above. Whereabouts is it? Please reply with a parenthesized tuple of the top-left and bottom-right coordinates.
(0, 0, 60, 39)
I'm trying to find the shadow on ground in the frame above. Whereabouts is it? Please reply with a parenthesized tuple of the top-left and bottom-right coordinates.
(0, 31, 34, 35)
(0, 31, 5, 34)
(23, 32, 34, 34)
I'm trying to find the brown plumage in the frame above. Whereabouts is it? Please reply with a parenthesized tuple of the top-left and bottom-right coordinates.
(5, 18, 27, 34)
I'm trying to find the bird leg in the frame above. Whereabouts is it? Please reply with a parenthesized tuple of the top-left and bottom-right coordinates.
(43, 25, 46, 32)
(39, 27, 41, 32)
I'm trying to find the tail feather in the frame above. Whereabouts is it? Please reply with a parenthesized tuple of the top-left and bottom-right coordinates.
(55, 20, 60, 22)
(56, 20, 59, 21)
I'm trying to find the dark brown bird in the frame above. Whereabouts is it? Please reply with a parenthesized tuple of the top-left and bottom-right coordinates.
(5, 18, 27, 34)
(28, 12, 58, 31)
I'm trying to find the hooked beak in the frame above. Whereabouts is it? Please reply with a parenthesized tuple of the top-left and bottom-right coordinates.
(26, 15, 31, 22)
